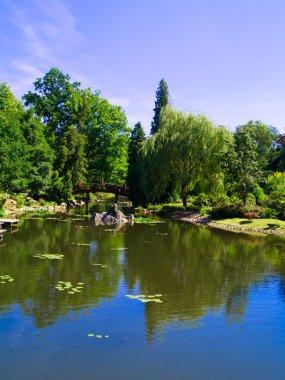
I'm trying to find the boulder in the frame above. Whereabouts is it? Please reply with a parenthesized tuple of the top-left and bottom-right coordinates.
(92, 204, 128, 225)
(3, 199, 17, 212)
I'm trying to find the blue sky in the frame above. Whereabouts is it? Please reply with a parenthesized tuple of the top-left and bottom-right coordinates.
(1, 0, 285, 134)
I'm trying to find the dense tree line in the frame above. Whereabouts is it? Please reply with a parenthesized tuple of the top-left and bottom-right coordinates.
(1, 72, 285, 219)
(127, 80, 285, 219)
(0, 68, 130, 202)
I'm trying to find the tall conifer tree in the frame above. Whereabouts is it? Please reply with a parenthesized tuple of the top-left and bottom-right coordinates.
(150, 79, 169, 135)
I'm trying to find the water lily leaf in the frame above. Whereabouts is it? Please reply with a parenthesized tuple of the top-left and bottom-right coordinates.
(34, 253, 64, 260)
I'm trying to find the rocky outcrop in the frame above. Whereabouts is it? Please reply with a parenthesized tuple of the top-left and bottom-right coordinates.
(2, 199, 17, 213)
(92, 204, 128, 225)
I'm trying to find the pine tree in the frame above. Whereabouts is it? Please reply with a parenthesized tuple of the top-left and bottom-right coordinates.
(150, 79, 169, 135)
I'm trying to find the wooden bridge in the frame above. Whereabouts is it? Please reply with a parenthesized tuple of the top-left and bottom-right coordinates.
(73, 181, 128, 205)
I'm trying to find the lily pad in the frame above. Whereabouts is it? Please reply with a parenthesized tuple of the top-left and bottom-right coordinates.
(34, 253, 64, 260)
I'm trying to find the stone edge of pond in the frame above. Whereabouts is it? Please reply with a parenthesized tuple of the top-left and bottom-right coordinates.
(168, 211, 285, 236)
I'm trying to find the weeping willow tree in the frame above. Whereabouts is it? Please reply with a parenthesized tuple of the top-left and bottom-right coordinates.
(139, 107, 230, 207)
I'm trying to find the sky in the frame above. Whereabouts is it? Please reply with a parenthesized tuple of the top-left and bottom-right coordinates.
(1, 0, 285, 134)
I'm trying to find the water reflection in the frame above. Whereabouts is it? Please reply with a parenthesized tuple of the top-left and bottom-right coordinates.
(0, 216, 284, 336)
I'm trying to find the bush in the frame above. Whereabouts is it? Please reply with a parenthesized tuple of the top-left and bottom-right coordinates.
(192, 193, 211, 207)
(266, 196, 285, 220)
(200, 206, 213, 216)
(47, 171, 73, 203)
(11, 193, 26, 208)
(162, 203, 185, 212)
(210, 206, 243, 219)
(0, 202, 4, 217)
(213, 193, 230, 207)
(245, 193, 256, 206)
(259, 207, 278, 219)
(185, 204, 200, 212)
(252, 184, 267, 205)
(243, 211, 260, 219)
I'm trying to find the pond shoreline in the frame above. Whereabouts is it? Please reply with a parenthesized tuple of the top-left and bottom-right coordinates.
(168, 211, 285, 236)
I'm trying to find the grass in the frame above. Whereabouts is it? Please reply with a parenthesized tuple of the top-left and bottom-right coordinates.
(133, 216, 164, 224)
(215, 218, 285, 231)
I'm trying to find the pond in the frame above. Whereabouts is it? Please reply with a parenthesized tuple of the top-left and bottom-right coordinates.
(0, 214, 285, 379)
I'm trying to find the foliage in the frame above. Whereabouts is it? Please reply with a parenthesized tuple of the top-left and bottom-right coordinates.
(23, 67, 81, 139)
(150, 79, 169, 135)
(161, 203, 185, 212)
(140, 107, 229, 207)
(84, 94, 130, 184)
(56, 125, 87, 185)
(21, 110, 53, 195)
(0, 202, 4, 217)
(127, 122, 146, 205)
(224, 123, 262, 205)
(0, 84, 29, 192)
(47, 171, 73, 203)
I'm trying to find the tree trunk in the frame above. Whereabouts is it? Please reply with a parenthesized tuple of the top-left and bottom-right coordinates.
(114, 193, 119, 204)
(182, 196, 187, 209)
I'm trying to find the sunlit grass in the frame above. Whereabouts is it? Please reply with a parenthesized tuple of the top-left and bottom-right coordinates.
(215, 218, 285, 231)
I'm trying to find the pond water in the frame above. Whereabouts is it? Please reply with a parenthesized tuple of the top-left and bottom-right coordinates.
(0, 214, 285, 379)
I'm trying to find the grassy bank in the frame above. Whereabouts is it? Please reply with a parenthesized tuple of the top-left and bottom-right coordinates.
(214, 218, 285, 232)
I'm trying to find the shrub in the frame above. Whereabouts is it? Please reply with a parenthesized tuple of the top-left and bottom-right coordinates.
(210, 206, 243, 219)
(185, 204, 200, 212)
(252, 184, 267, 205)
(200, 206, 213, 216)
(245, 193, 256, 206)
(0, 202, 4, 217)
(192, 193, 211, 207)
(243, 211, 260, 219)
(259, 207, 278, 219)
(162, 203, 184, 212)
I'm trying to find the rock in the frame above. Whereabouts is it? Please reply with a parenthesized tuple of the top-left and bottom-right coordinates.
(3, 199, 17, 211)
(92, 205, 128, 225)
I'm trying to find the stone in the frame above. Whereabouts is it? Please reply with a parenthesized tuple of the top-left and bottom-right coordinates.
(3, 199, 17, 211)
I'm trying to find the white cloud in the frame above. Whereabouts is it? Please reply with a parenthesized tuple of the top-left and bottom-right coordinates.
(1, 0, 85, 96)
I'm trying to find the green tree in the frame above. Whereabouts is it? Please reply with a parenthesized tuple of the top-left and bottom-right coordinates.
(225, 124, 261, 205)
(141, 107, 228, 207)
(0, 83, 29, 192)
(23, 67, 81, 140)
(21, 109, 53, 195)
(127, 122, 146, 205)
(47, 171, 73, 203)
(84, 95, 130, 184)
(56, 126, 87, 186)
(150, 79, 169, 135)
(245, 120, 276, 169)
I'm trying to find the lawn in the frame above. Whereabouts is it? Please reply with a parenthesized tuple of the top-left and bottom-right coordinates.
(215, 218, 285, 231)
